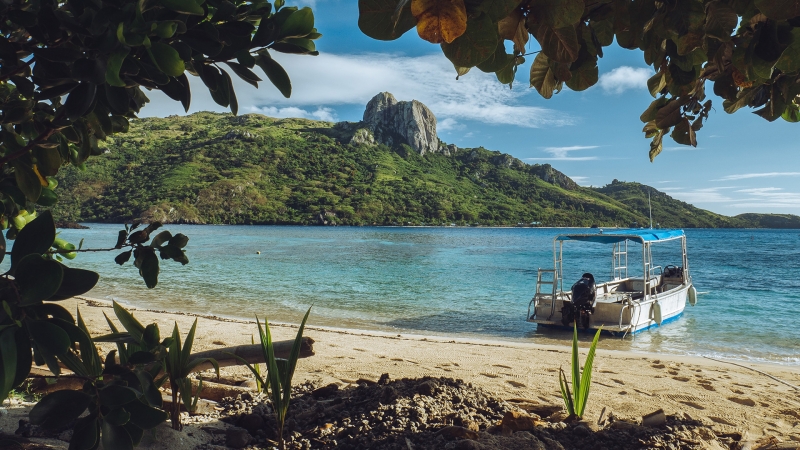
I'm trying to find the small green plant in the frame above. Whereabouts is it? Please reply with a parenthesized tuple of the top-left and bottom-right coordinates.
(161, 319, 219, 431)
(558, 323, 602, 420)
(251, 335, 264, 393)
(233, 307, 311, 450)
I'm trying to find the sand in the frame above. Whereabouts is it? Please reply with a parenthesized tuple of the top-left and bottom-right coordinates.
(3, 296, 800, 448)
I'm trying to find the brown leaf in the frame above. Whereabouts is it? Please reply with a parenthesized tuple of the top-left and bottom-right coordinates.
(411, 0, 467, 44)
(529, 19, 580, 63)
(654, 98, 684, 129)
(530, 53, 558, 99)
(498, 9, 528, 54)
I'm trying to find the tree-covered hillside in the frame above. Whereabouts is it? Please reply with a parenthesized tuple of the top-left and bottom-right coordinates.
(51, 112, 783, 228)
(592, 180, 751, 228)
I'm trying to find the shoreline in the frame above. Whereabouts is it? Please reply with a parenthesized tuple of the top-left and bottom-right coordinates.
(4, 296, 800, 445)
(101, 295, 800, 368)
(64, 222, 800, 230)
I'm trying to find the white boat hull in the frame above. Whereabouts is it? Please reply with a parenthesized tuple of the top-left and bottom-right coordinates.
(528, 281, 692, 335)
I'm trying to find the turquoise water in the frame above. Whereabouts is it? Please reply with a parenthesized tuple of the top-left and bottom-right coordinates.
(11, 225, 800, 365)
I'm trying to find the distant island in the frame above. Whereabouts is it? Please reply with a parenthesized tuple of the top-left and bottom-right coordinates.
(53, 93, 800, 229)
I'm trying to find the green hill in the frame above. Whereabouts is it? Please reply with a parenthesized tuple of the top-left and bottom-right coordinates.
(734, 213, 800, 229)
(50, 112, 789, 228)
(592, 180, 750, 228)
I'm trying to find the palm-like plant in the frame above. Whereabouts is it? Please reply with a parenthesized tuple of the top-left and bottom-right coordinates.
(558, 322, 602, 420)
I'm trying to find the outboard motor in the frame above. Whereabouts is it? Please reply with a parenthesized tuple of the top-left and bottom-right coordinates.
(561, 273, 596, 329)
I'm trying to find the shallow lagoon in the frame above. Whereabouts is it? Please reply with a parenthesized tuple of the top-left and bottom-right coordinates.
(32, 225, 800, 365)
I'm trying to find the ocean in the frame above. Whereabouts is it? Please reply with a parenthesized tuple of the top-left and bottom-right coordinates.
(18, 225, 800, 365)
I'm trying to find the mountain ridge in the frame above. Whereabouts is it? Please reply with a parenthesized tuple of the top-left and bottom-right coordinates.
(50, 98, 798, 228)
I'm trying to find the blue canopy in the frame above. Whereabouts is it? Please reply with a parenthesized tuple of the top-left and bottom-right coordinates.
(556, 229, 685, 244)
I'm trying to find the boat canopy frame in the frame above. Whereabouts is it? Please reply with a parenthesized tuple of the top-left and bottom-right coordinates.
(549, 229, 690, 309)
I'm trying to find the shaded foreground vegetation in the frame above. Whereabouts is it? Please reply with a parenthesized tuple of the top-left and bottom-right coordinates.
(53, 112, 795, 228)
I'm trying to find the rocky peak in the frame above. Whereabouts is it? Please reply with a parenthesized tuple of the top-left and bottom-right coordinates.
(358, 92, 439, 155)
(530, 164, 578, 190)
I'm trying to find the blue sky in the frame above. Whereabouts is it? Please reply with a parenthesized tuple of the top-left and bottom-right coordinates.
(146, 0, 800, 216)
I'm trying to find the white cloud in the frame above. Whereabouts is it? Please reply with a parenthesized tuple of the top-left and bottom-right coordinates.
(248, 106, 338, 122)
(598, 66, 651, 94)
(730, 187, 800, 208)
(526, 145, 599, 161)
(660, 187, 736, 203)
(664, 146, 701, 151)
(438, 117, 464, 132)
(714, 172, 800, 181)
(569, 176, 590, 185)
(143, 53, 574, 129)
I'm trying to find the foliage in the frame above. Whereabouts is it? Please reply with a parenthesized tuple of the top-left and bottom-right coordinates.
(733, 213, 800, 229)
(558, 322, 601, 420)
(48, 112, 771, 228)
(162, 318, 219, 430)
(232, 307, 310, 449)
(28, 303, 172, 450)
(113, 221, 191, 288)
(358, 0, 800, 160)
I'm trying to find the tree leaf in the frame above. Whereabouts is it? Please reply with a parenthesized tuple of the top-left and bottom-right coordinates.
(477, 0, 521, 23)
(497, 8, 528, 54)
(12, 161, 42, 204)
(476, 41, 514, 72)
(126, 399, 168, 429)
(106, 49, 130, 87)
(647, 71, 666, 97)
(70, 415, 99, 450)
(151, 231, 173, 248)
(279, 7, 315, 38)
(149, 43, 185, 77)
(161, 0, 204, 15)
(411, 0, 467, 44)
(529, 20, 580, 63)
(225, 62, 262, 88)
(705, 1, 738, 42)
(99, 385, 140, 408)
(754, 0, 800, 21)
(101, 421, 134, 450)
(358, 0, 416, 41)
(0, 328, 17, 403)
(139, 249, 160, 288)
(64, 83, 97, 121)
(255, 53, 292, 98)
(776, 29, 800, 74)
(220, 69, 238, 115)
(441, 14, 498, 67)
(48, 266, 100, 300)
(530, 53, 558, 99)
(10, 210, 55, 273)
(169, 233, 189, 248)
(565, 56, 598, 91)
(15, 255, 64, 306)
(655, 99, 684, 129)
(28, 319, 71, 355)
(30, 390, 92, 430)
(529, 0, 583, 28)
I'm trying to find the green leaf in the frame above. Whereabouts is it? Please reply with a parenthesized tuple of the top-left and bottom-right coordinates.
(476, 41, 514, 73)
(529, 21, 580, 63)
(358, 0, 416, 41)
(139, 249, 160, 288)
(30, 390, 92, 429)
(0, 328, 17, 403)
(647, 71, 666, 98)
(754, 0, 800, 21)
(279, 7, 315, 38)
(255, 53, 292, 98)
(101, 421, 134, 450)
(571, 322, 580, 414)
(113, 301, 146, 343)
(48, 266, 100, 300)
(70, 415, 99, 450)
(11, 161, 43, 204)
(105, 408, 131, 426)
(225, 62, 262, 88)
(126, 399, 168, 429)
(441, 14, 498, 67)
(476, 0, 521, 23)
(99, 385, 139, 408)
(776, 29, 800, 74)
(565, 57, 598, 91)
(181, 319, 198, 368)
(168, 233, 189, 249)
(220, 69, 238, 115)
(13, 328, 32, 388)
(161, 0, 204, 15)
(15, 255, 64, 306)
(149, 43, 185, 77)
(655, 98, 685, 129)
(529, 0, 583, 28)
(530, 53, 558, 99)
(28, 320, 71, 355)
(0, 227, 5, 265)
(36, 188, 58, 207)
(106, 49, 130, 87)
(64, 83, 97, 121)
(577, 327, 602, 417)
(150, 231, 172, 248)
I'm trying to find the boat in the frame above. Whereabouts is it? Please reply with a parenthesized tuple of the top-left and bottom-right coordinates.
(527, 229, 697, 336)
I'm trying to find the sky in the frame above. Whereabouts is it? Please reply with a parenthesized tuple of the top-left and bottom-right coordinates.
(144, 0, 800, 216)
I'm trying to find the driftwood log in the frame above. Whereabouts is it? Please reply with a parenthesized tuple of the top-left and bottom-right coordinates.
(27, 337, 315, 394)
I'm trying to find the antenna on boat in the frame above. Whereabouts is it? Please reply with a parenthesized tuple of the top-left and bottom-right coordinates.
(648, 191, 653, 229)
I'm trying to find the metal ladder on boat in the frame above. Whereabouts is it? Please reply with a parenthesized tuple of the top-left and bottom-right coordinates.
(612, 241, 628, 280)
(530, 268, 560, 320)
